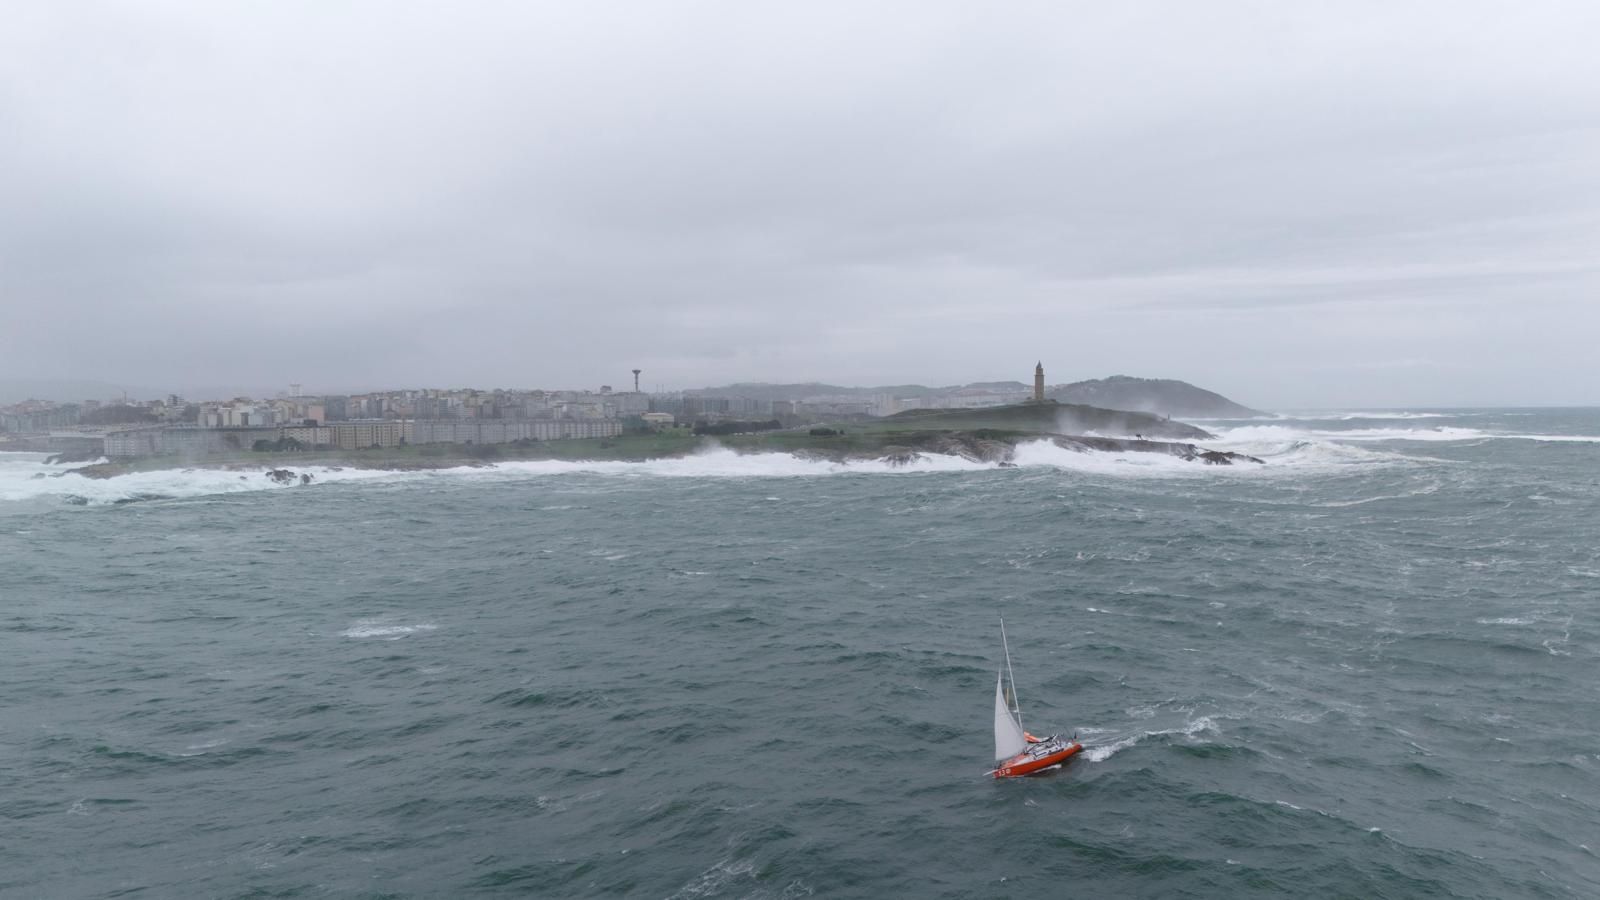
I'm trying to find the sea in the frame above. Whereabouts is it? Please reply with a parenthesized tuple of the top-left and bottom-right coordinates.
(2, 408, 1597, 898)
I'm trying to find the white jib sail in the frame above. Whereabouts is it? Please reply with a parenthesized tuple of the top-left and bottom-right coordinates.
(994, 670, 1028, 762)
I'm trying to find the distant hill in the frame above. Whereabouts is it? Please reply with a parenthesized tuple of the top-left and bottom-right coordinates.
(691, 377, 1259, 417)
(962, 381, 1030, 392)
(692, 380, 1034, 401)
(1047, 376, 1261, 418)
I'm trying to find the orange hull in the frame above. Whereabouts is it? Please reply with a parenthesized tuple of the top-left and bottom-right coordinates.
(994, 741, 1082, 778)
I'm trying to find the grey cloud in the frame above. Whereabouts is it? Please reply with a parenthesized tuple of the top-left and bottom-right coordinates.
(2, 2, 1598, 407)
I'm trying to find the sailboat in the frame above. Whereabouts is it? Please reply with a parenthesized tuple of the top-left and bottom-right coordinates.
(992, 620, 1082, 778)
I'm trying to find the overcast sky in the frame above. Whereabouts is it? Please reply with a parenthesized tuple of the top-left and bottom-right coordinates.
(2, 1, 1596, 408)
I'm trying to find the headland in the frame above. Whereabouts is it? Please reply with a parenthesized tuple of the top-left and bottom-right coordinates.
(62, 400, 1261, 480)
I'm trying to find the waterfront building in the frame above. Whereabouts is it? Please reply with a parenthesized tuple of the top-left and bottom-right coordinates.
(104, 427, 163, 458)
(410, 418, 621, 445)
(613, 392, 651, 415)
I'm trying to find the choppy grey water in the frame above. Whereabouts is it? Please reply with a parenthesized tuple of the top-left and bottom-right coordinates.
(3, 409, 1597, 898)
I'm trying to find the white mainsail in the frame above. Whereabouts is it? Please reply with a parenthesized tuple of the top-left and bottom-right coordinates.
(993, 670, 1028, 762)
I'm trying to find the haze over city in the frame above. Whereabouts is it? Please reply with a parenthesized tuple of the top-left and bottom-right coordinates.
(4, 2, 1597, 408)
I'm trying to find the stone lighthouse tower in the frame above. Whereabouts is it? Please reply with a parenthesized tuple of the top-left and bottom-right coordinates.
(1033, 361, 1045, 403)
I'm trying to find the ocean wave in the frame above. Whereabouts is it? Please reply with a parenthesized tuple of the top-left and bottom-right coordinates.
(1495, 433, 1600, 443)
(1225, 439, 1416, 468)
(471, 447, 990, 478)
(1015, 437, 1414, 474)
(1081, 716, 1221, 762)
(0, 429, 1480, 507)
(1285, 411, 1455, 421)
(1214, 424, 1600, 445)
(0, 443, 1249, 505)
(0, 462, 412, 506)
(338, 620, 437, 640)
(1215, 424, 1491, 443)
(1007, 441, 1249, 476)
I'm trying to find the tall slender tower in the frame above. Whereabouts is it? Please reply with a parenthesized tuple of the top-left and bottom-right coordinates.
(1033, 362, 1044, 403)
(632, 369, 642, 392)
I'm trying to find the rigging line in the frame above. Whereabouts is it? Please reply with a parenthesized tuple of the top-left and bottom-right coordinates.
(1000, 616, 1021, 727)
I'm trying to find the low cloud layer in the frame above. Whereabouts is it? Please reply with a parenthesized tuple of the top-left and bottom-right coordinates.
(3, 2, 1596, 407)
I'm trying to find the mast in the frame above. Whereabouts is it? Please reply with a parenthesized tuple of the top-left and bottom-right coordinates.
(1000, 617, 1022, 728)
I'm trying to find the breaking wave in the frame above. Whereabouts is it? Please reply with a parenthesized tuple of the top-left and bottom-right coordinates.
(1280, 411, 1456, 421)
(339, 620, 438, 640)
(1215, 424, 1490, 443)
(0, 448, 999, 507)
(0, 434, 1420, 508)
(1080, 716, 1222, 762)
(0, 455, 415, 507)
(467, 447, 990, 478)
(1011, 437, 1406, 474)
(1213, 424, 1600, 444)
(7, 408, 1593, 508)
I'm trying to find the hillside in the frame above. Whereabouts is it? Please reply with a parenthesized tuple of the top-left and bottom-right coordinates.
(879, 401, 1213, 440)
(1048, 376, 1261, 418)
(689, 376, 1260, 418)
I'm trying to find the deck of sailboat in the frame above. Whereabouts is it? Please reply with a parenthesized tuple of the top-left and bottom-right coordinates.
(992, 619, 1081, 778)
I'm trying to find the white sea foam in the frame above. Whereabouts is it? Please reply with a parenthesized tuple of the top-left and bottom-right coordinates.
(0, 453, 413, 507)
(478, 446, 991, 479)
(18, 413, 1592, 506)
(1215, 423, 1600, 445)
(177, 738, 232, 757)
(0, 445, 1012, 507)
(1011, 436, 1400, 476)
(667, 857, 756, 900)
(339, 621, 437, 640)
(1289, 411, 1454, 421)
(1082, 715, 1219, 762)
(1009, 440, 1231, 476)
(1494, 433, 1600, 443)
(1215, 424, 1491, 443)
(1331, 412, 1452, 420)
(0, 440, 1370, 504)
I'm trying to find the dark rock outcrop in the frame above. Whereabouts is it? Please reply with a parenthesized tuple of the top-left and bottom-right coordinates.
(886, 401, 1213, 441)
(879, 447, 922, 467)
(44, 448, 105, 464)
(784, 430, 1261, 467)
(1051, 435, 1264, 465)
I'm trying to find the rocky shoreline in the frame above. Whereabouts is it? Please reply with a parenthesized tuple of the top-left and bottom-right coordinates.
(789, 432, 1263, 467)
(60, 430, 1262, 480)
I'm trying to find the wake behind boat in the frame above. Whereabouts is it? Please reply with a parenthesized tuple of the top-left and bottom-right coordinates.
(991, 620, 1082, 778)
